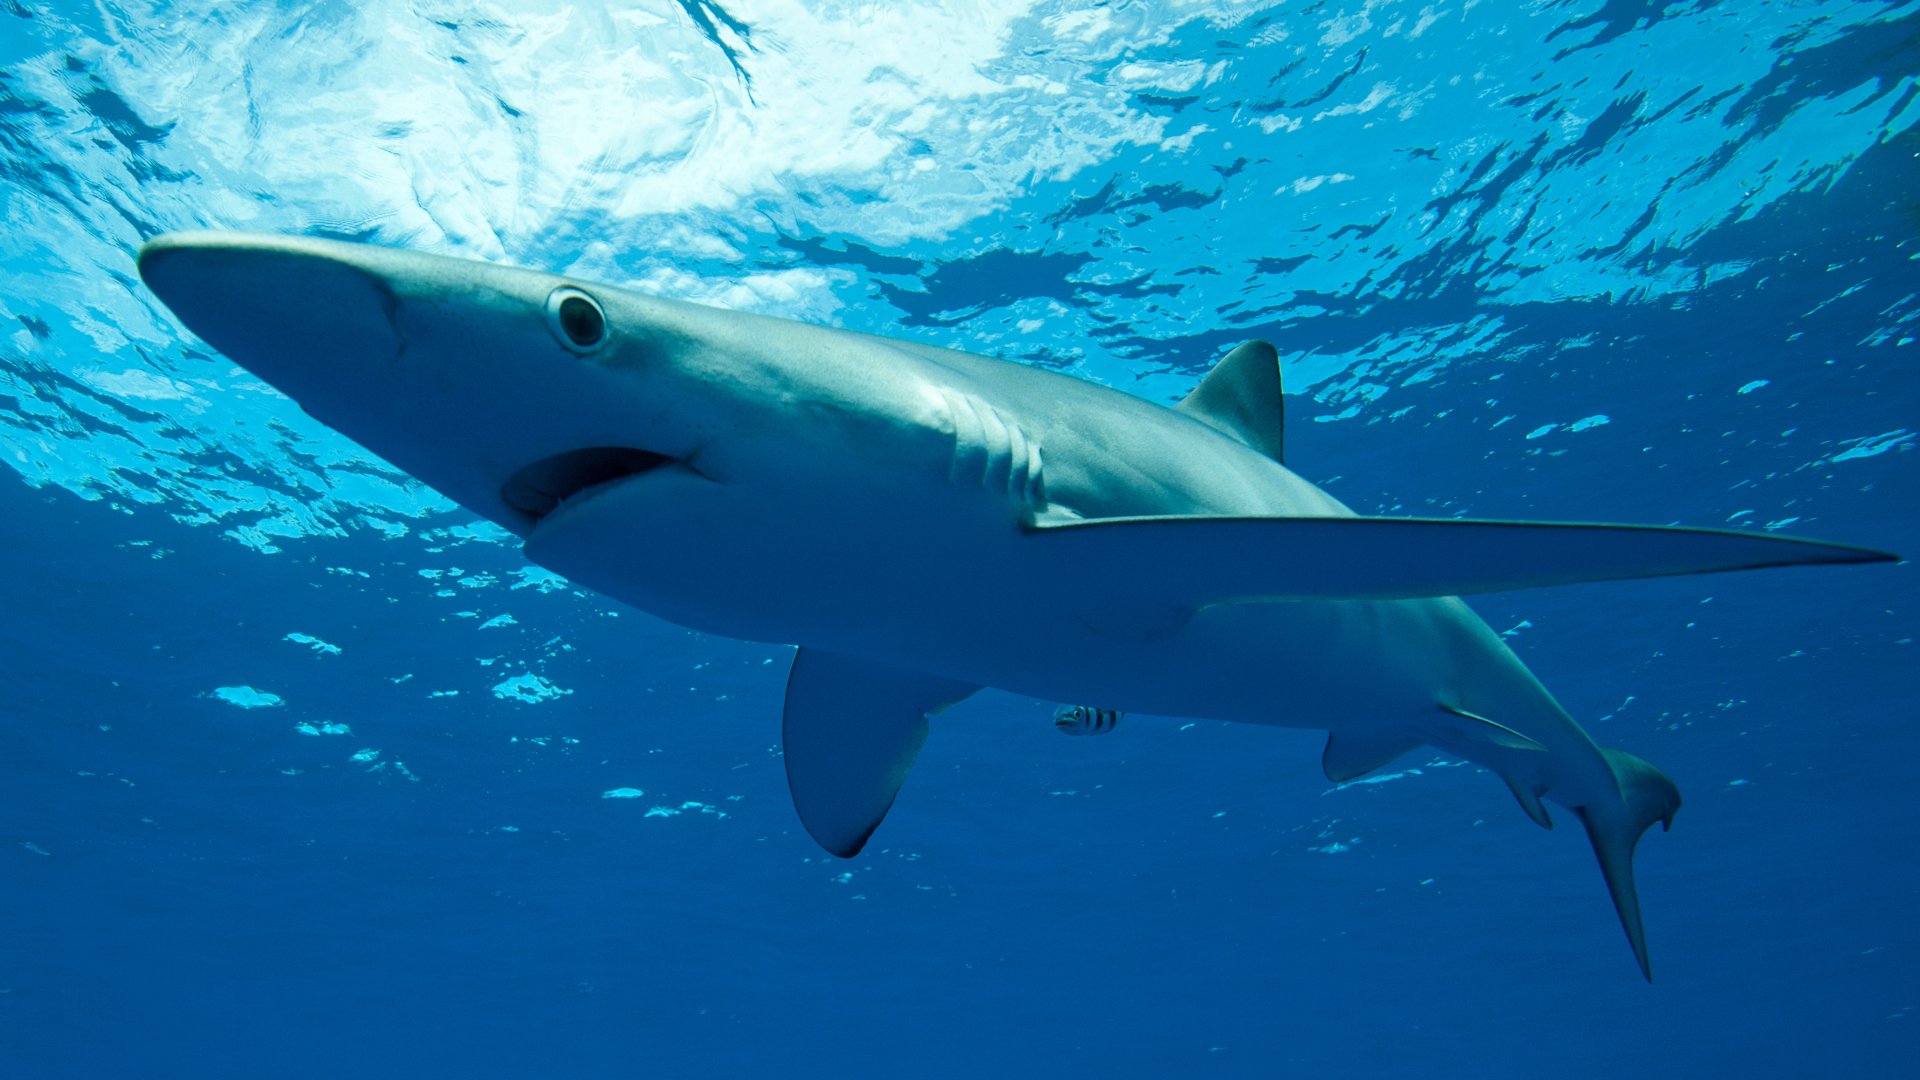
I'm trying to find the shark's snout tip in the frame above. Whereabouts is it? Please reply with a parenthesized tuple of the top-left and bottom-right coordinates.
(138, 231, 347, 285)
(138, 229, 230, 261)
(138, 230, 196, 254)
(137, 232, 261, 304)
(137, 239, 198, 309)
(134, 231, 403, 402)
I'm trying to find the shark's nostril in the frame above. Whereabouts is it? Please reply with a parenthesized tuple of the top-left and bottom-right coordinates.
(502, 446, 671, 521)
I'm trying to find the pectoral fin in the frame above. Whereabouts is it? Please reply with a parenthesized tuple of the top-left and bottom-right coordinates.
(1026, 515, 1894, 602)
(782, 649, 976, 858)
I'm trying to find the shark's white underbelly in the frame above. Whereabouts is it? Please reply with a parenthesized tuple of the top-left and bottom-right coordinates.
(528, 473, 1570, 730)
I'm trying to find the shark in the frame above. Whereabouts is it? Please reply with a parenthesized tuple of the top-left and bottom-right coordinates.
(137, 231, 1895, 979)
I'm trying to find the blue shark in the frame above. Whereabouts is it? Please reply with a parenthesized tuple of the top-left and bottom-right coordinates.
(138, 232, 1895, 979)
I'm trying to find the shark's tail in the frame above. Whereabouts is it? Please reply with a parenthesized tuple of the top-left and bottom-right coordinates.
(1574, 747, 1682, 982)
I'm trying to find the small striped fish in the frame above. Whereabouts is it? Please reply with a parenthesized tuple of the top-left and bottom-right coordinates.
(1053, 704, 1122, 736)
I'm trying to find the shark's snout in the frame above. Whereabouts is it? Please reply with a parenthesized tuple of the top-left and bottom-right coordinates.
(139, 231, 712, 538)
(139, 232, 403, 410)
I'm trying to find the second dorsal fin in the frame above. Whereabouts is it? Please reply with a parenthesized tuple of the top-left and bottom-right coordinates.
(1174, 340, 1285, 463)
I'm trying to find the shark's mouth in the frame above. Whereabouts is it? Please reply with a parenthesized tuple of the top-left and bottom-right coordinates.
(502, 446, 675, 524)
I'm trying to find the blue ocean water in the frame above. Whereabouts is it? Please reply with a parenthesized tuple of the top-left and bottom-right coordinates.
(2, 1, 1916, 1075)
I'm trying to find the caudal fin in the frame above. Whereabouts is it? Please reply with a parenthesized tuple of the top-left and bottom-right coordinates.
(1574, 747, 1682, 982)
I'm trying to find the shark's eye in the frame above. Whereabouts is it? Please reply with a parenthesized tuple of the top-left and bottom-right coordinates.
(545, 287, 606, 352)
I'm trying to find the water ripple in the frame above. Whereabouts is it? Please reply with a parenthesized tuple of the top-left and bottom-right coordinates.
(0, 0, 1909, 550)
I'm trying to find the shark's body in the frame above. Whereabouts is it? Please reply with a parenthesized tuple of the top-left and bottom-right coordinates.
(138, 232, 1894, 979)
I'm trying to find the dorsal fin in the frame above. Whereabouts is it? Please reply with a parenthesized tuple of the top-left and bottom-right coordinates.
(1174, 340, 1285, 463)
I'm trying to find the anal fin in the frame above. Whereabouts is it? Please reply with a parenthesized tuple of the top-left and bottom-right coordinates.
(1503, 776, 1553, 829)
(783, 649, 976, 858)
(1322, 729, 1425, 784)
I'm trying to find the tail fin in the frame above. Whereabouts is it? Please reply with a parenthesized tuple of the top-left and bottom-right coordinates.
(1574, 747, 1682, 982)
